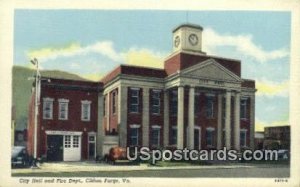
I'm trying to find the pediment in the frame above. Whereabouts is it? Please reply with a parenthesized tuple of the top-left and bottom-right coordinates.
(182, 59, 242, 82)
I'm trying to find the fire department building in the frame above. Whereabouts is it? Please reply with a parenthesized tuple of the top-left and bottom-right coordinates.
(28, 24, 256, 161)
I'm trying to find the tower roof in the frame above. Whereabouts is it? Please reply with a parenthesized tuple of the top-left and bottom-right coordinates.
(172, 23, 203, 33)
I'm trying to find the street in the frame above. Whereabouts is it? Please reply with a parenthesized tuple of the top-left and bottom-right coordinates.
(12, 165, 289, 178)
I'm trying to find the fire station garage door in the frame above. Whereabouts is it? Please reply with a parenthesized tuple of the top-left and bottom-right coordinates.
(63, 135, 81, 161)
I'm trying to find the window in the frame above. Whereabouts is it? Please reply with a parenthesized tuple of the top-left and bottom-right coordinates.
(88, 135, 95, 142)
(129, 88, 139, 113)
(170, 127, 177, 145)
(64, 135, 71, 148)
(151, 126, 161, 146)
(43, 98, 54, 119)
(205, 96, 214, 118)
(112, 91, 117, 114)
(129, 125, 140, 146)
(206, 128, 215, 147)
(170, 90, 178, 115)
(240, 130, 247, 147)
(73, 136, 79, 148)
(240, 98, 247, 119)
(58, 99, 69, 120)
(81, 100, 91, 121)
(151, 90, 161, 114)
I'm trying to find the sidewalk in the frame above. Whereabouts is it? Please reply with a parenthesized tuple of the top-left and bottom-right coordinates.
(12, 161, 257, 174)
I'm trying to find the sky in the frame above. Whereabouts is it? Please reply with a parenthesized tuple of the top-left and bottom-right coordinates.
(14, 10, 291, 131)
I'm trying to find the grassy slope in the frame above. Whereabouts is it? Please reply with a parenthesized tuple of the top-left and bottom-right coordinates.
(12, 66, 88, 130)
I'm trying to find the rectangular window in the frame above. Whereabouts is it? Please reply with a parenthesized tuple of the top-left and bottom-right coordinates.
(43, 98, 53, 119)
(151, 128, 160, 146)
(170, 127, 177, 145)
(58, 99, 69, 120)
(64, 135, 71, 148)
(112, 91, 117, 114)
(81, 100, 91, 121)
(151, 90, 161, 114)
(240, 130, 247, 147)
(205, 96, 214, 118)
(129, 127, 139, 146)
(170, 90, 178, 115)
(206, 128, 215, 147)
(73, 135, 79, 148)
(240, 99, 247, 119)
(129, 88, 139, 113)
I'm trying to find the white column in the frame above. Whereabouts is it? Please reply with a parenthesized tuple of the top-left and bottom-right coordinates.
(225, 90, 231, 149)
(217, 93, 223, 150)
(142, 88, 150, 147)
(96, 92, 104, 156)
(119, 86, 128, 148)
(177, 86, 184, 149)
(188, 86, 195, 149)
(234, 92, 241, 151)
(163, 90, 169, 147)
(250, 95, 255, 150)
(106, 92, 110, 132)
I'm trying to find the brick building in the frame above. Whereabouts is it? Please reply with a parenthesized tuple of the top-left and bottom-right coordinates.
(28, 23, 256, 161)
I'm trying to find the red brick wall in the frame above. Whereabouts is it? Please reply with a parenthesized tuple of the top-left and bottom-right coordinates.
(164, 53, 241, 77)
(31, 79, 99, 160)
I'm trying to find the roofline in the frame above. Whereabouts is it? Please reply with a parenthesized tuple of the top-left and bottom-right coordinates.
(40, 76, 100, 84)
(173, 23, 203, 33)
(164, 50, 241, 63)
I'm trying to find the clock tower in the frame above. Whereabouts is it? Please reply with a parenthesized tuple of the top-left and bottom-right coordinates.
(172, 23, 205, 54)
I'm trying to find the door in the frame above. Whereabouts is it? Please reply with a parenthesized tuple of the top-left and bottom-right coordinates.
(63, 135, 81, 161)
(194, 128, 201, 150)
(47, 135, 63, 161)
(88, 135, 96, 159)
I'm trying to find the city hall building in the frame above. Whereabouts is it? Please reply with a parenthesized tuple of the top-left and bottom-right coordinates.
(27, 24, 256, 161)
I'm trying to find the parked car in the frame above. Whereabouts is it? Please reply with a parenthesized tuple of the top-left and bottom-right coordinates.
(104, 147, 127, 164)
(277, 149, 289, 160)
(11, 146, 30, 168)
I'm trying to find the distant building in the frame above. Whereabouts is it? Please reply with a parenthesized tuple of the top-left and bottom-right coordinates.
(27, 23, 256, 161)
(264, 126, 290, 150)
(254, 131, 264, 150)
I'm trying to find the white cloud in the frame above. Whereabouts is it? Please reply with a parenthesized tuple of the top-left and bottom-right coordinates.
(27, 41, 125, 63)
(202, 28, 289, 63)
(27, 41, 167, 70)
(256, 79, 289, 98)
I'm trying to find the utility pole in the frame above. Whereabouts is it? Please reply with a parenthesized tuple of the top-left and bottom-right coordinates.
(30, 58, 40, 168)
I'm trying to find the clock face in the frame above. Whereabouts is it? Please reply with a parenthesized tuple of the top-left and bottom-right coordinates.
(174, 35, 180, 48)
(188, 33, 198, 46)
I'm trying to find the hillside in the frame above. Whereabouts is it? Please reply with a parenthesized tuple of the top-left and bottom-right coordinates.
(12, 66, 88, 130)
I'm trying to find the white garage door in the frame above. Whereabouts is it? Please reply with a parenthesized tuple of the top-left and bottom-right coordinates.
(63, 135, 81, 161)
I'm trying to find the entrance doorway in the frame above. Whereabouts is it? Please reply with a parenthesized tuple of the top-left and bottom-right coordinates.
(88, 134, 96, 159)
(47, 135, 63, 161)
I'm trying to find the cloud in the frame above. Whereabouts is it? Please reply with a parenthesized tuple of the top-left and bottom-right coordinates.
(203, 28, 289, 63)
(26, 41, 166, 79)
(255, 118, 289, 132)
(125, 48, 165, 69)
(27, 41, 125, 62)
(82, 73, 104, 82)
(256, 79, 289, 98)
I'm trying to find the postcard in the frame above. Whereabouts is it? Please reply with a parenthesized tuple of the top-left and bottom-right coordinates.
(0, 0, 299, 187)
